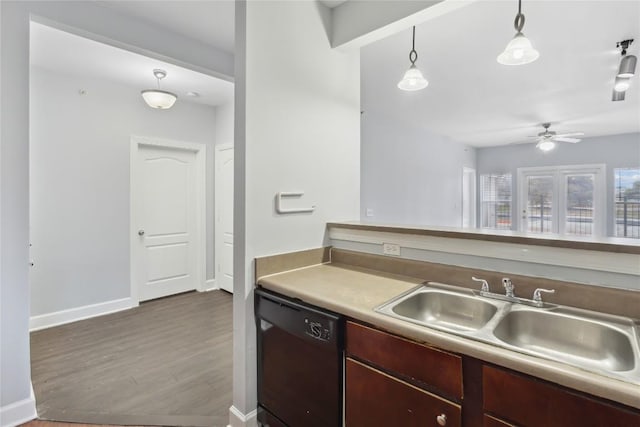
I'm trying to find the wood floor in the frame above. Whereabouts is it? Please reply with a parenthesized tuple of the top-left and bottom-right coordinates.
(29, 290, 233, 427)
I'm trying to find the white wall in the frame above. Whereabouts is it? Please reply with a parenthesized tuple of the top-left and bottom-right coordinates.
(215, 100, 235, 146)
(477, 132, 640, 235)
(0, 2, 232, 421)
(361, 108, 476, 227)
(232, 0, 360, 420)
(29, 66, 222, 318)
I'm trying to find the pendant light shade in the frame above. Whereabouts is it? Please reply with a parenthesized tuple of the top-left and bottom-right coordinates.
(398, 64, 428, 91)
(497, 32, 540, 65)
(497, 0, 539, 66)
(398, 26, 428, 91)
(617, 54, 637, 78)
(141, 69, 177, 109)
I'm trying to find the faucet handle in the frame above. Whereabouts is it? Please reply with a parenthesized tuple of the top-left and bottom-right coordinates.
(533, 288, 555, 303)
(502, 278, 514, 297)
(472, 276, 490, 293)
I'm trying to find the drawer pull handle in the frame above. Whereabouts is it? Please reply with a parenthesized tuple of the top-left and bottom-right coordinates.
(436, 414, 447, 426)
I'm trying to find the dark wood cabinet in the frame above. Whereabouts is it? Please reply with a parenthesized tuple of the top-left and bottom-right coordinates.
(346, 358, 461, 427)
(346, 321, 462, 426)
(483, 366, 640, 427)
(345, 320, 640, 427)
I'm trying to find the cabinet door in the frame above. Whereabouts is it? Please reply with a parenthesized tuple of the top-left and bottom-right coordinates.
(346, 358, 461, 427)
(483, 366, 640, 427)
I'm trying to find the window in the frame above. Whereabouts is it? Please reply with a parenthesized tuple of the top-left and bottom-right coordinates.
(614, 168, 640, 239)
(518, 165, 606, 237)
(480, 174, 512, 230)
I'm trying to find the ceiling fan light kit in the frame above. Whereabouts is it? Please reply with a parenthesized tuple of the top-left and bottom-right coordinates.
(497, 0, 539, 65)
(530, 123, 583, 152)
(398, 26, 428, 91)
(141, 69, 178, 109)
(537, 140, 556, 152)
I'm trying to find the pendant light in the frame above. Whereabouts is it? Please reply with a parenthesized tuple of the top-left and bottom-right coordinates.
(497, 0, 539, 66)
(141, 69, 177, 109)
(398, 26, 428, 91)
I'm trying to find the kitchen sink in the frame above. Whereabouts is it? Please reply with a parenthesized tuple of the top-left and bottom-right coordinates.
(375, 282, 640, 385)
(375, 283, 506, 334)
(493, 308, 636, 373)
(390, 289, 499, 332)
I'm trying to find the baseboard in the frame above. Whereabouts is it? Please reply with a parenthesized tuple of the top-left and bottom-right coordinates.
(228, 406, 257, 427)
(202, 278, 218, 291)
(30, 297, 135, 331)
(0, 384, 37, 427)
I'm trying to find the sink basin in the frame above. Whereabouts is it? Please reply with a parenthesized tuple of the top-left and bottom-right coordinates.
(493, 309, 636, 373)
(378, 287, 501, 333)
(376, 282, 640, 384)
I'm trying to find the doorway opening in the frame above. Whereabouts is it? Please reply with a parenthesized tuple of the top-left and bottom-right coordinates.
(28, 19, 234, 426)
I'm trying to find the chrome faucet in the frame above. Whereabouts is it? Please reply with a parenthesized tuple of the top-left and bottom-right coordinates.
(472, 276, 490, 293)
(502, 278, 515, 298)
(533, 288, 555, 307)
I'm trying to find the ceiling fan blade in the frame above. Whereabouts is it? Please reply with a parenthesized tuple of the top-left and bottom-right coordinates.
(554, 137, 581, 143)
(555, 132, 584, 137)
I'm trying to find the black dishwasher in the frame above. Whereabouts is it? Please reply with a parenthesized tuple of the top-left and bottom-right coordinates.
(255, 288, 343, 427)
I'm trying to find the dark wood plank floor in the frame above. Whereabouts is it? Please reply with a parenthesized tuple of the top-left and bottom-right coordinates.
(30, 291, 233, 427)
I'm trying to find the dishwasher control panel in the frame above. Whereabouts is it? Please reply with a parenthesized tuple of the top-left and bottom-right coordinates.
(305, 317, 332, 341)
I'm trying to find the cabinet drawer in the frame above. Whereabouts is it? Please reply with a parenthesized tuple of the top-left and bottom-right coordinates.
(346, 358, 461, 427)
(346, 321, 462, 399)
(483, 365, 640, 427)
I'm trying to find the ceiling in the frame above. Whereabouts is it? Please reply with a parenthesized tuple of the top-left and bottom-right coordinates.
(95, 1, 235, 54)
(361, 0, 640, 147)
(30, 21, 234, 108)
(28, 0, 640, 142)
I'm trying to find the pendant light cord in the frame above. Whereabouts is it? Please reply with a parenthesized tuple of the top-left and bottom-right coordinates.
(514, 0, 525, 32)
(409, 26, 418, 65)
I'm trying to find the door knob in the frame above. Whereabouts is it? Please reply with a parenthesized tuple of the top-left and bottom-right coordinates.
(436, 414, 447, 426)
(138, 229, 145, 236)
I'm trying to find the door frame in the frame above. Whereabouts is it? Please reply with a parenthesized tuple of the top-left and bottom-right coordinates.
(215, 143, 234, 293)
(462, 167, 477, 228)
(130, 135, 207, 305)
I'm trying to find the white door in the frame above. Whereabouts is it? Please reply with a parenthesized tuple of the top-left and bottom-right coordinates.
(215, 144, 234, 293)
(132, 140, 205, 302)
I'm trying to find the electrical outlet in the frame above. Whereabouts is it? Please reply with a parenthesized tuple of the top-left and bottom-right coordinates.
(383, 243, 401, 256)
(365, 208, 374, 217)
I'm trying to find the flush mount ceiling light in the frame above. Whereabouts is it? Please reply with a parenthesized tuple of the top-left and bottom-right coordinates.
(141, 69, 177, 109)
(397, 26, 428, 91)
(617, 39, 636, 78)
(497, 0, 539, 65)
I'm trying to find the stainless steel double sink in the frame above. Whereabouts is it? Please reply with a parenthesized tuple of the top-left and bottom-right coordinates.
(375, 282, 640, 384)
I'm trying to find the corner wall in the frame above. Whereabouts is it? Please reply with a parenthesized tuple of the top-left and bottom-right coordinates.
(232, 0, 360, 421)
(361, 109, 476, 226)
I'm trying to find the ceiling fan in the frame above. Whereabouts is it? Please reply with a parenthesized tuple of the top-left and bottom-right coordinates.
(528, 123, 584, 152)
